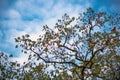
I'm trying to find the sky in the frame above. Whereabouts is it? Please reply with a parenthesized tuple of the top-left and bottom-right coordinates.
(0, 0, 120, 64)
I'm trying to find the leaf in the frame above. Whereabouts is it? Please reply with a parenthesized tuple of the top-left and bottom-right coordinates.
(36, 65, 43, 71)
(11, 62, 16, 66)
(15, 38, 19, 42)
(17, 64, 20, 67)
(114, 56, 120, 62)
(81, 26, 86, 30)
(9, 54, 13, 57)
(111, 27, 116, 33)
(25, 34, 30, 37)
(44, 48, 48, 52)
(15, 45, 18, 48)
(71, 59, 75, 63)
(89, 42, 95, 49)
(24, 51, 27, 54)
(94, 32, 102, 39)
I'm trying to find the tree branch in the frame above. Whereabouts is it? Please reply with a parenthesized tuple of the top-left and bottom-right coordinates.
(59, 45, 77, 52)
(30, 49, 84, 68)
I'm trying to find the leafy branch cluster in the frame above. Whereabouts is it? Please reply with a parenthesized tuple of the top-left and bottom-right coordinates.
(0, 8, 120, 80)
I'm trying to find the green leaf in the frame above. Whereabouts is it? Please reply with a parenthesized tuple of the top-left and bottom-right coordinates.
(9, 54, 13, 57)
(15, 38, 19, 42)
(15, 45, 18, 48)
(11, 62, 16, 66)
(24, 51, 27, 54)
(25, 34, 30, 37)
(17, 64, 20, 67)
(71, 59, 75, 63)
(44, 48, 48, 52)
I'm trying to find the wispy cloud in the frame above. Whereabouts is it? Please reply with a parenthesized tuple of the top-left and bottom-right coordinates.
(2, 0, 118, 63)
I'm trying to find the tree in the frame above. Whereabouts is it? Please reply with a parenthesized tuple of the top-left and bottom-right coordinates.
(0, 52, 19, 79)
(0, 52, 51, 79)
(14, 8, 120, 80)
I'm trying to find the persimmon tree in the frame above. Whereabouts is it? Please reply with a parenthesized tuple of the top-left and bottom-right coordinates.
(15, 8, 120, 80)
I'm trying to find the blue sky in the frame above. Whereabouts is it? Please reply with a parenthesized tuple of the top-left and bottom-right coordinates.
(0, 0, 120, 62)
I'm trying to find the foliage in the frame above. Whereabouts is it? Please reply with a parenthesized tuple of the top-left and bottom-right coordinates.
(0, 52, 50, 80)
(1, 8, 120, 80)
(0, 52, 18, 79)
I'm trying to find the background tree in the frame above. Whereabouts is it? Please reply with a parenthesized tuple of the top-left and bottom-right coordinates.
(0, 52, 52, 80)
(14, 8, 120, 79)
(0, 52, 19, 79)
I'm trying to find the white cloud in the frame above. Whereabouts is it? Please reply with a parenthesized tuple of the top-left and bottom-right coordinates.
(5, 29, 26, 45)
(1, 0, 92, 64)
(8, 9, 21, 19)
(11, 53, 29, 65)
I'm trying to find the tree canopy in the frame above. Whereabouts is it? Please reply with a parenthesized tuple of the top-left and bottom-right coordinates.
(0, 8, 120, 80)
